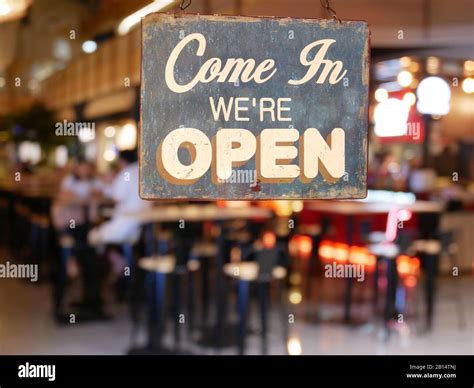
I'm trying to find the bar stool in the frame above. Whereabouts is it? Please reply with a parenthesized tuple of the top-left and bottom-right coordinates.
(0, 196, 9, 243)
(410, 239, 441, 330)
(438, 231, 465, 329)
(368, 242, 400, 327)
(54, 234, 75, 317)
(113, 238, 142, 303)
(212, 222, 237, 349)
(366, 231, 388, 313)
(191, 241, 218, 326)
(223, 255, 287, 355)
(135, 254, 200, 352)
(297, 223, 324, 303)
(13, 202, 30, 256)
(29, 214, 51, 270)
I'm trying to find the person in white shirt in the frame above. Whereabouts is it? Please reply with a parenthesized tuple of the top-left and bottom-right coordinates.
(88, 150, 152, 246)
(53, 158, 104, 321)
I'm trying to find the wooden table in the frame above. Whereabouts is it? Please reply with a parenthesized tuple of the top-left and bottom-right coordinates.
(305, 198, 444, 325)
(305, 199, 444, 215)
(117, 204, 272, 223)
(124, 204, 273, 353)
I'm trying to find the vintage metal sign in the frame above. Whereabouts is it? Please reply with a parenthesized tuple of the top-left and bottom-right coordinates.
(140, 14, 369, 200)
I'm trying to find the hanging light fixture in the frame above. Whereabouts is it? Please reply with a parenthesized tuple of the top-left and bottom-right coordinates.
(402, 92, 416, 106)
(416, 76, 451, 115)
(0, 0, 31, 23)
(374, 87, 388, 102)
(462, 77, 474, 94)
(397, 70, 413, 87)
(374, 98, 410, 137)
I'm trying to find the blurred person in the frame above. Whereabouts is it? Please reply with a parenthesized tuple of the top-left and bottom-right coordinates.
(51, 158, 105, 322)
(52, 158, 103, 230)
(88, 150, 151, 246)
(88, 150, 152, 300)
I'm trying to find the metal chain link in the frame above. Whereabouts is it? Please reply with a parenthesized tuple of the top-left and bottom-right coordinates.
(180, 0, 339, 21)
(320, 0, 341, 22)
(180, 0, 192, 11)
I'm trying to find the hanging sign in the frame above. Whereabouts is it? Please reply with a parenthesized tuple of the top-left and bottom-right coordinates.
(140, 13, 369, 200)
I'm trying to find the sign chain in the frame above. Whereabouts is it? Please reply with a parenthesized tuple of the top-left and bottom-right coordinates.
(180, 0, 192, 11)
(320, 0, 341, 22)
(179, 0, 340, 22)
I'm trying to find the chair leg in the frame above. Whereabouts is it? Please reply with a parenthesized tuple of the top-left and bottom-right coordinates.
(172, 273, 182, 348)
(448, 252, 466, 329)
(424, 253, 438, 331)
(237, 280, 250, 355)
(40, 225, 49, 269)
(122, 244, 134, 269)
(122, 243, 134, 296)
(214, 268, 229, 349)
(384, 258, 398, 327)
(144, 223, 155, 256)
(54, 246, 71, 315)
(149, 272, 167, 349)
(373, 255, 380, 314)
(278, 279, 289, 353)
(258, 281, 270, 355)
(201, 256, 210, 327)
(146, 272, 156, 347)
(30, 223, 40, 264)
(187, 270, 196, 336)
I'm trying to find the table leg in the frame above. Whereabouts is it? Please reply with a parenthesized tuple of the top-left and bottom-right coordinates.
(213, 230, 231, 348)
(144, 223, 155, 257)
(237, 280, 250, 355)
(201, 256, 210, 326)
(424, 253, 437, 331)
(343, 215, 354, 324)
(148, 272, 167, 349)
(384, 257, 398, 326)
(172, 273, 182, 348)
(258, 281, 269, 355)
(373, 255, 380, 313)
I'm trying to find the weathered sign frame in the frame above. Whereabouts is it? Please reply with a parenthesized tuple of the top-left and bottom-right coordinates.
(140, 13, 370, 200)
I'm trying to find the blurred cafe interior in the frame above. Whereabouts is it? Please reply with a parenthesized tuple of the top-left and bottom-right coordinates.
(0, 0, 472, 355)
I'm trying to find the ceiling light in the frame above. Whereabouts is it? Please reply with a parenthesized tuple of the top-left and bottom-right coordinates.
(0, 3, 11, 15)
(82, 40, 97, 54)
(397, 70, 413, 88)
(104, 126, 116, 138)
(116, 123, 137, 150)
(464, 60, 474, 74)
(416, 76, 451, 115)
(402, 92, 416, 106)
(462, 77, 474, 94)
(374, 98, 409, 137)
(374, 87, 388, 102)
(399, 57, 411, 67)
(117, 0, 176, 36)
(426, 56, 440, 75)
(0, 0, 31, 23)
(103, 149, 116, 162)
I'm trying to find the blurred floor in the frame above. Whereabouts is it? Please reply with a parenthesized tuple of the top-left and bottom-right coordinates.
(0, 260, 472, 355)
